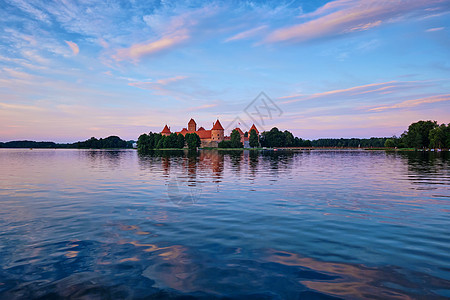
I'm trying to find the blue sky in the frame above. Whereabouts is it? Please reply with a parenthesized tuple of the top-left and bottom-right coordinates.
(0, 0, 449, 142)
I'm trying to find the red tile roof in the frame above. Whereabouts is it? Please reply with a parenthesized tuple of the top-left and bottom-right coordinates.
(161, 125, 171, 134)
(249, 124, 259, 134)
(198, 127, 205, 131)
(196, 130, 211, 139)
(233, 127, 244, 136)
(188, 118, 196, 125)
(212, 119, 224, 130)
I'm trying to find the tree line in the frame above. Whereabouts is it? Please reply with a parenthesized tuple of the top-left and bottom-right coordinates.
(384, 120, 449, 149)
(311, 137, 387, 148)
(260, 127, 312, 148)
(74, 136, 133, 148)
(259, 128, 388, 148)
(137, 132, 200, 152)
(0, 136, 134, 149)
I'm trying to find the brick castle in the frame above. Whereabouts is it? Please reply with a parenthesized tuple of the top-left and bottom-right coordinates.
(161, 118, 259, 148)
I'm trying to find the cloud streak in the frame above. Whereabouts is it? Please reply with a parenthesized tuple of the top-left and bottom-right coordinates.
(113, 31, 189, 62)
(426, 27, 445, 32)
(368, 94, 450, 112)
(128, 76, 188, 91)
(279, 81, 430, 104)
(112, 4, 219, 62)
(225, 25, 268, 42)
(265, 0, 448, 43)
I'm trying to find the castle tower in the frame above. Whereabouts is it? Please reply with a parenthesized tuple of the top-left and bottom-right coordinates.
(211, 119, 224, 141)
(249, 124, 259, 135)
(188, 118, 196, 132)
(161, 124, 171, 136)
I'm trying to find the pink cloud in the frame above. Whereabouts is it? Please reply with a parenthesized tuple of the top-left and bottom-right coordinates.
(426, 27, 445, 32)
(225, 25, 268, 42)
(128, 76, 188, 90)
(187, 103, 218, 111)
(280, 81, 399, 104)
(265, 0, 446, 43)
(113, 31, 189, 62)
(112, 5, 219, 62)
(368, 94, 450, 112)
(65, 41, 79, 55)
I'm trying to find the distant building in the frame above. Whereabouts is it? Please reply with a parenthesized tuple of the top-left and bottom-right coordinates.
(161, 125, 171, 136)
(224, 123, 260, 147)
(160, 118, 258, 148)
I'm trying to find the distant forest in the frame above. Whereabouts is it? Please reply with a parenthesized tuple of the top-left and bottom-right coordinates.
(0, 136, 134, 149)
(260, 120, 449, 149)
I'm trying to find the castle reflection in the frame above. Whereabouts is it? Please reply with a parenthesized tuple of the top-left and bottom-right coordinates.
(137, 150, 301, 181)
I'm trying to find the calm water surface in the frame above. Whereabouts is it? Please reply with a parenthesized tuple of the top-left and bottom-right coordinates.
(0, 149, 449, 299)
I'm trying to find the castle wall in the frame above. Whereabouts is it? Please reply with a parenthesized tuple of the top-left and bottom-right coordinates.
(200, 140, 219, 148)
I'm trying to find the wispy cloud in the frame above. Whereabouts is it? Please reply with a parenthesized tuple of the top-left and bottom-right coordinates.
(265, 0, 448, 43)
(65, 41, 79, 56)
(280, 81, 430, 104)
(129, 76, 188, 90)
(113, 31, 189, 62)
(0, 101, 44, 111)
(112, 4, 219, 62)
(1, 67, 38, 81)
(368, 94, 450, 112)
(426, 27, 445, 32)
(225, 25, 268, 42)
(187, 103, 219, 112)
(128, 75, 190, 98)
(7, 0, 51, 24)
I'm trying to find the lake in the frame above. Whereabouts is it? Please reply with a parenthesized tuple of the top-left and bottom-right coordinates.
(0, 149, 449, 299)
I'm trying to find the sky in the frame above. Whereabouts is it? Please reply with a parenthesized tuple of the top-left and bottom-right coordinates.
(0, 0, 449, 142)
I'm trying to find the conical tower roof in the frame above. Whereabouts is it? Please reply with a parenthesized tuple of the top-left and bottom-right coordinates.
(161, 124, 171, 134)
(212, 119, 224, 130)
(249, 124, 259, 134)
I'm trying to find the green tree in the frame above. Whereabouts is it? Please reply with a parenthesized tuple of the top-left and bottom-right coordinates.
(284, 130, 294, 147)
(177, 133, 185, 148)
(155, 135, 165, 149)
(164, 133, 178, 148)
(230, 129, 243, 148)
(384, 138, 396, 148)
(185, 133, 201, 150)
(146, 132, 156, 149)
(137, 133, 150, 152)
(403, 120, 438, 148)
(429, 124, 448, 148)
(249, 129, 259, 148)
(260, 127, 285, 147)
(153, 133, 162, 149)
(446, 123, 450, 148)
(218, 140, 232, 148)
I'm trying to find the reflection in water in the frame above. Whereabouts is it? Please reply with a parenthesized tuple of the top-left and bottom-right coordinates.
(82, 149, 129, 169)
(265, 249, 449, 299)
(0, 149, 449, 299)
